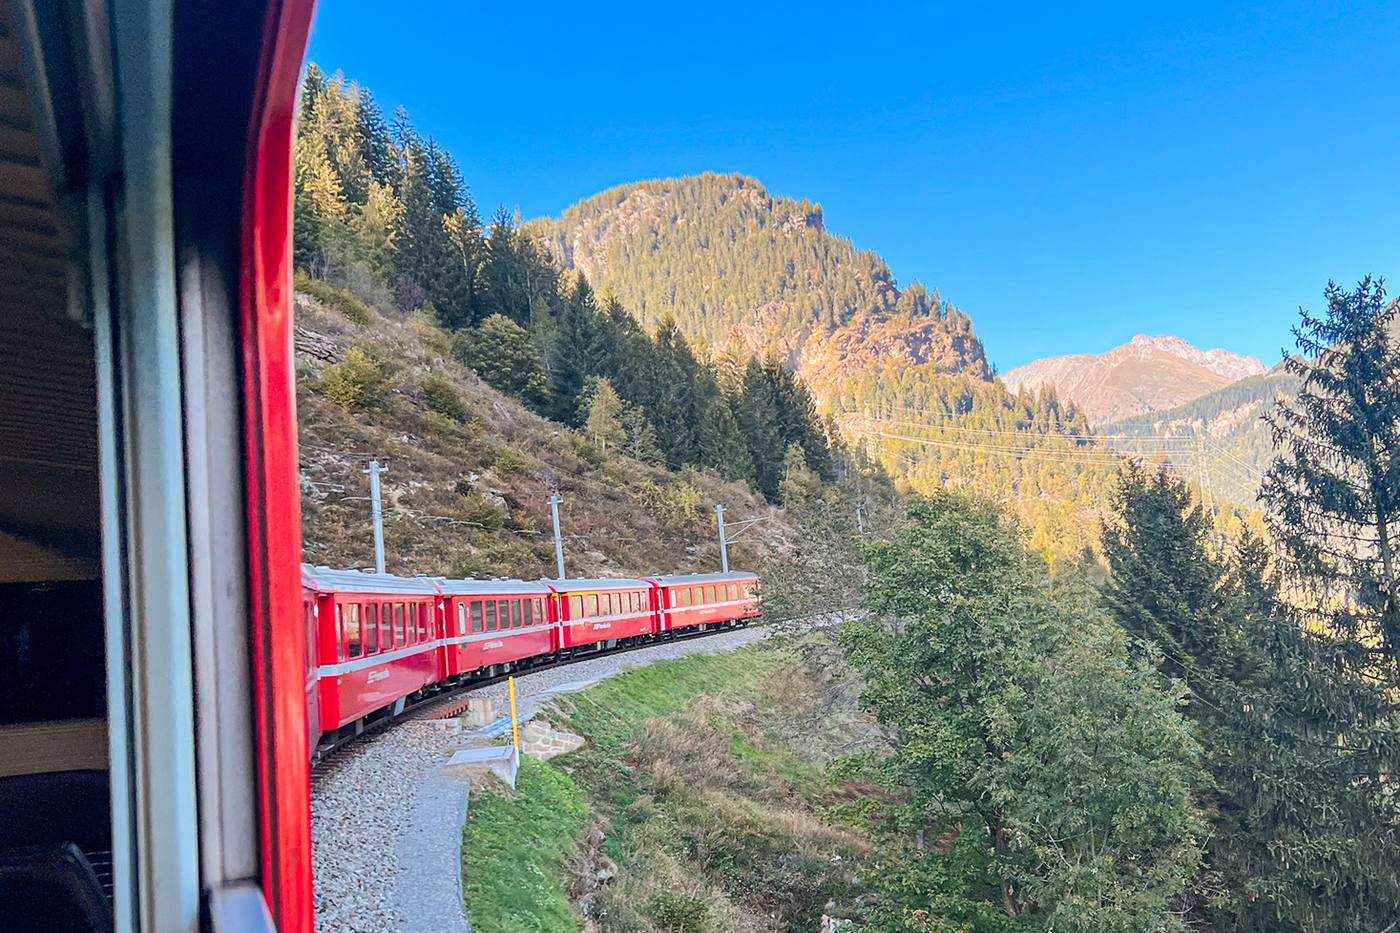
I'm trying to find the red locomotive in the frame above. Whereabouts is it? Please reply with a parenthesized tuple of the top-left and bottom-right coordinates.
(0, 2, 763, 931)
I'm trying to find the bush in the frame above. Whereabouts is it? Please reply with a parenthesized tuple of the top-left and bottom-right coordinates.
(421, 374, 467, 422)
(649, 890, 711, 933)
(319, 347, 393, 412)
(643, 478, 707, 526)
(493, 447, 526, 477)
(294, 271, 374, 325)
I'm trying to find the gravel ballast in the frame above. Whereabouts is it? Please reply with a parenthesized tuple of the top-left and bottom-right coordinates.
(312, 624, 772, 932)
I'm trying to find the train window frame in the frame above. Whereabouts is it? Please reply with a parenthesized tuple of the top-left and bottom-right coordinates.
(471, 601, 483, 633)
(456, 603, 466, 635)
(523, 600, 533, 627)
(367, 603, 381, 654)
(536, 597, 545, 621)
(728, 584, 738, 601)
(345, 603, 363, 658)
(705, 585, 717, 604)
(569, 595, 582, 619)
(511, 601, 521, 628)
(585, 593, 598, 616)
(485, 601, 497, 631)
(419, 604, 429, 640)
(497, 600, 509, 629)
(392, 603, 405, 646)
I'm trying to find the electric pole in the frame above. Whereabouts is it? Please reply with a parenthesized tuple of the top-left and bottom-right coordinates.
(549, 494, 566, 579)
(715, 503, 730, 574)
(365, 459, 387, 573)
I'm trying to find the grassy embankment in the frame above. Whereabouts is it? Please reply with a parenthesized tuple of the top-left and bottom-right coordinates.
(461, 639, 879, 932)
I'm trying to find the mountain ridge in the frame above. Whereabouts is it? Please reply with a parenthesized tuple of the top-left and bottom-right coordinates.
(1002, 335, 1267, 424)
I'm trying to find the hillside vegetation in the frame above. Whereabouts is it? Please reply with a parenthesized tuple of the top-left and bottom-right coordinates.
(295, 290, 791, 579)
(294, 67, 840, 509)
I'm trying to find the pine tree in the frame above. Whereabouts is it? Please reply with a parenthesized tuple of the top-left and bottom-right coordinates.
(1262, 276, 1400, 673)
(735, 357, 786, 500)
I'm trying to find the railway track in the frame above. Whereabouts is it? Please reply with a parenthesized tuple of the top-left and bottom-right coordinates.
(311, 621, 751, 771)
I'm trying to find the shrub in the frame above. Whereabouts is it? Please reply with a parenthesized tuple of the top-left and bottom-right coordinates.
(454, 314, 549, 410)
(649, 890, 711, 933)
(422, 374, 467, 422)
(319, 347, 393, 412)
(294, 271, 374, 325)
(493, 447, 526, 476)
(643, 478, 706, 526)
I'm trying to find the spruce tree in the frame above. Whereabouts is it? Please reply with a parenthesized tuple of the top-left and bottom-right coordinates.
(1104, 462, 1400, 932)
(1262, 276, 1400, 673)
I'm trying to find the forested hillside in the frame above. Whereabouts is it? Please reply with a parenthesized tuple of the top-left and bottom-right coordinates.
(536, 174, 1142, 556)
(1101, 366, 1300, 505)
(292, 66, 836, 507)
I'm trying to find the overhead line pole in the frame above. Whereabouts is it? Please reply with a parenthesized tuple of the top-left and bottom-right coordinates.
(715, 504, 730, 574)
(549, 494, 566, 580)
(365, 459, 387, 573)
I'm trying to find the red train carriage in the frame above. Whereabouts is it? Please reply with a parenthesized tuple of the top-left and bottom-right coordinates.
(305, 567, 443, 744)
(651, 572, 762, 633)
(550, 578, 657, 652)
(437, 579, 555, 680)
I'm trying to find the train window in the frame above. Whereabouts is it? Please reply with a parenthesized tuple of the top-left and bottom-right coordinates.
(569, 595, 582, 619)
(523, 600, 533, 627)
(419, 604, 429, 640)
(586, 594, 598, 616)
(393, 604, 405, 646)
(345, 604, 363, 658)
(457, 603, 466, 636)
(728, 584, 739, 601)
(677, 588, 690, 608)
(484, 602, 497, 631)
(705, 586, 717, 604)
(510, 601, 521, 628)
(471, 602, 483, 633)
(497, 601, 509, 629)
(536, 597, 546, 620)
(365, 604, 379, 654)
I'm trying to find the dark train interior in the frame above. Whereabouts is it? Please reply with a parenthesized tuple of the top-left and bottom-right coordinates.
(0, 1, 112, 929)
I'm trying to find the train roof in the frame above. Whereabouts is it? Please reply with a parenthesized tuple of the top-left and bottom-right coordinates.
(650, 571, 758, 586)
(547, 577, 651, 593)
(301, 564, 441, 595)
(433, 577, 553, 596)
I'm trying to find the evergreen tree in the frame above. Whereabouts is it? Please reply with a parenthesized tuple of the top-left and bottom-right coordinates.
(545, 277, 605, 424)
(1263, 276, 1400, 673)
(454, 314, 548, 412)
(697, 394, 753, 482)
(1104, 462, 1400, 932)
(735, 357, 786, 500)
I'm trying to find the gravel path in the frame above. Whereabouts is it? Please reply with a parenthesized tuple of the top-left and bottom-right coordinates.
(312, 624, 771, 932)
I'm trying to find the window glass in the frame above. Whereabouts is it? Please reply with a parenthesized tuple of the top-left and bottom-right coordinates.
(568, 595, 582, 618)
(705, 586, 717, 604)
(419, 603, 429, 640)
(485, 601, 497, 631)
(498, 601, 510, 629)
(457, 603, 466, 636)
(344, 604, 362, 658)
(364, 603, 378, 654)
(537, 597, 546, 621)
(728, 584, 739, 601)
(677, 588, 690, 607)
(335, 604, 345, 660)
(404, 606, 415, 645)
(471, 601, 483, 633)
(523, 600, 533, 627)
(585, 594, 598, 616)
(391, 603, 404, 646)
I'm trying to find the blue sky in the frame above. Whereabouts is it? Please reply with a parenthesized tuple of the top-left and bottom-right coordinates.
(307, 1, 1400, 371)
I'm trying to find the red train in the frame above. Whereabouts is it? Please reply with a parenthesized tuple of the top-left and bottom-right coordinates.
(303, 567, 761, 752)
